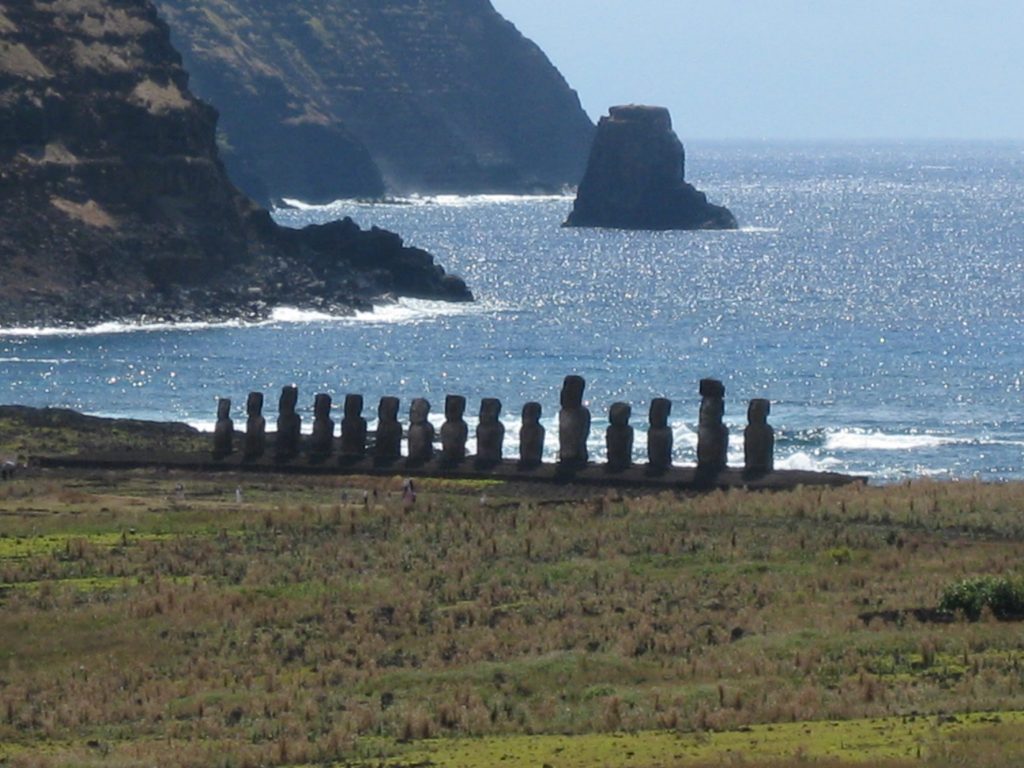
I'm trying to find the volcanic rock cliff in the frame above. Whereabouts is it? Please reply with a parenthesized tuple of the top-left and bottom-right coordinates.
(565, 105, 737, 231)
(0, 0, 469, 327)
(154, 0, 595, 202)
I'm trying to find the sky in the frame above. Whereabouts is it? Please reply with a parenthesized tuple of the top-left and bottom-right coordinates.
(490, 0, 1024, 141)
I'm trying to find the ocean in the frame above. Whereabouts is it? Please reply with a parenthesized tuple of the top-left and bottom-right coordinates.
(2, 142, 1023, 482)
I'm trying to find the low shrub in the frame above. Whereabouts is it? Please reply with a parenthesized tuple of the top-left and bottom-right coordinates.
(939, 576, 1024, 620)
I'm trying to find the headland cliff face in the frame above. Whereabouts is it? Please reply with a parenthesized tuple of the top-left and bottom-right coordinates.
(154, 0, 596, 202)
(0, 0, 469, 327)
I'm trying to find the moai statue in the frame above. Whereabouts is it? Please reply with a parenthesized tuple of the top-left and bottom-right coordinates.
(440, 395, 469, 467)
(475, 398, 505, 468)
(744, 399, 775, 476)
(244, 391, 266, 460)
(696, 378, 728, 477)
(275, 385, 302, 461)
(340, 394, 368, 461)
(374, 397, 402, 462)
(309, 393, 335, 459)
(407, 398, 435, 466)
(647, 398, 673, 474)
(605, 402, 634, 472)
(212, 398, 234, 459)
(519, 402, 545, 468)
(558, 375, 591, 469)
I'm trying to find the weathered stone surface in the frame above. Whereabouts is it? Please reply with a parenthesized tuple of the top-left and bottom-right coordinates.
(0, 0, 471, 328)
(519, 402, 545, 468)
(440, 395, 468, 466)
(558, 376, 591, 468)
(606, 402, 633, 472)
(275, 386, 301, 461)
(565, 105, 737, 231)
(374, 397, 402, 461)
(244, 392, 266, 460)
(212, 398, 234, 458)
(744, 399, 775, 476)
(475, 398, 505, 468)
(647, 398, 673, 473)
(407, 398, 435, 466)
(340, 394, 367, 460)
(310, 394, 334, 458)
(155, 0, 594, 199)
(696, 379, 728, 476)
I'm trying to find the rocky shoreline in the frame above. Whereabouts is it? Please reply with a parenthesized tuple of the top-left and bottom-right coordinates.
(0, 0, 470, 328)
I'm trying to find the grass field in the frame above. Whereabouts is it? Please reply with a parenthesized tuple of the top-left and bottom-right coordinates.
(2, 456, 1024, 766)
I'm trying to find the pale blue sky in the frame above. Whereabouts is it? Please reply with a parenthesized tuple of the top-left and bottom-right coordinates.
(491, 0, 1024, 140)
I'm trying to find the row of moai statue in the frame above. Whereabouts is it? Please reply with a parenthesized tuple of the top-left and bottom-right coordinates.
(212, 376, 775, 476)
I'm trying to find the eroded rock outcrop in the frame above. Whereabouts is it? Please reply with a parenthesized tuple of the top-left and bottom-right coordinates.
(0, 0, 470, 327)
(565, 105, 737, 231)
(155, 0, 595, 201)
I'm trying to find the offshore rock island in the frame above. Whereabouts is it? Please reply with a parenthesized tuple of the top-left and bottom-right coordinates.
(154, 0, 596, 203)
(565, 105, 738, 231)
(0, 0, 470, 328)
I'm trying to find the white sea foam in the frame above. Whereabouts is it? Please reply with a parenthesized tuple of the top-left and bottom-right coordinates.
(0, 298, 480, 338)
(280, 194, 573, 211)
(0, 317, 252, 338)
(825, 428, 956, 452)
(775, 451, 844, 473)
(738, 226, 782, 234)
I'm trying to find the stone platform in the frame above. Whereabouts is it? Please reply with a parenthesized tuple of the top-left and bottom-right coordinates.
(34, 450, 864, 493)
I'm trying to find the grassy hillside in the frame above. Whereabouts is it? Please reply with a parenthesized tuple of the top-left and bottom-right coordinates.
(2, 461, 1024, 766)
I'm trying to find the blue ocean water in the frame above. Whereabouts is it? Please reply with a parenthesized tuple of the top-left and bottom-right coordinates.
(2, 142, 1023, 482)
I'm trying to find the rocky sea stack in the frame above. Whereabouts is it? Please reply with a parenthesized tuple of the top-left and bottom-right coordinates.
(0, 0, 470, 328)
(565, 105, 737, 231)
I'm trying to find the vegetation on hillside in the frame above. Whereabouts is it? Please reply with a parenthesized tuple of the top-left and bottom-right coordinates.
(2, 463, 1024, 766)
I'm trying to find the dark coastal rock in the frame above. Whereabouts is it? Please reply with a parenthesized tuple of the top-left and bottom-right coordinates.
(558, 376, 591, 469)
(744, 399, 775, 477)
(565, 105, 737, 231)
(647, 398, 674, 474)
(475, 398, 505, 469)
(0, 0, 470, 328)
(519, 402, 545, 468)
(155, 0, 595, 200)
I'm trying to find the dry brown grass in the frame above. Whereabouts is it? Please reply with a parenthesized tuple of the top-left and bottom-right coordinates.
(1, 473, 1024, 765)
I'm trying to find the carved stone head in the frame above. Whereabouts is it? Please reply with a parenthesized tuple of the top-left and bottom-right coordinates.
(561, 375, 586, 408)
(279, 385, 298, 414)
(748, 398, 771, 424)
(522, 402, 542, 424)
(246, 391, 263, 417)
(410, 398, 431, 425)
(445, 394, 466, 420)
(378, 396, 399, 421)
(609, 402, 631, 426)
(480, 398, 502, 422)
(344, 394, 363, 419)
(217, 398, 231, 420)
(314, 393, 332, 419)
(649, 397, 671, 427)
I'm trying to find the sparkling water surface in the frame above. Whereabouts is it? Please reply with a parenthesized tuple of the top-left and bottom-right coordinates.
(3, 142, 1023, 481)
